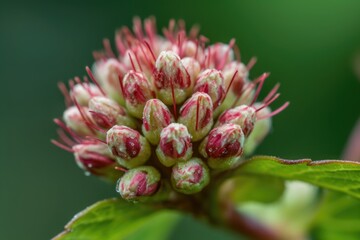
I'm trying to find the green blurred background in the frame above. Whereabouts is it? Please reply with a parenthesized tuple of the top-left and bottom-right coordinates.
(1, 1, 360, 239)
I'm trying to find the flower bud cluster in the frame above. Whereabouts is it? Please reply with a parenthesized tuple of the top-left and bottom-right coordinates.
(53, 17, 288, 202)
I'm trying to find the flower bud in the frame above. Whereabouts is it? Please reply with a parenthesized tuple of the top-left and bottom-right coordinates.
(178, 92, 213, 141)
(142, 99, 174, 145)
(181, 57, 201, 90)
(116, 166, 161, 202)
(89, 96, 137, 130)
(122, 71, 156, 118)
(107, 125, 151, 168)
(94, 59, 127, 105)
(199, 123, 244, 170)
(206, 43, 234, 69)
(156, 123, 192, 167)
(73, 141, 121, 181)
(63, 106, 94, 137)
(171, 158, 210, 194)
(70, 83, 103, 106)
(194, 69, 225, 110)
(244, 104, 272, 155)
(217, 105, 256, 137)
(153, 51, 191, 105)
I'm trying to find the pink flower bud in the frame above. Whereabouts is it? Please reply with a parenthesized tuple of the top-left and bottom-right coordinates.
(122, 71, 155, 118)
(217, 105, 256, 137)
(89, 96, 136, 130)
(181, 57, 201, 89)
(142, 99, 174, 145)
(194, 69, 225, 110)
(199, 123, 244, 169)
(156, 123, 193, 167)
(171, 158, 210, 194)
(94, 58, 127, 105)
(70, 83, 103, 106)
(116, 166, 161, 201)
(153, 51, 191, 105)
(63, 106, 94, 137)
(73, 141, 120, 181)
(178, 92, 213, 141)
(206, 42, 234, 69)
(107, 125, 151, 168)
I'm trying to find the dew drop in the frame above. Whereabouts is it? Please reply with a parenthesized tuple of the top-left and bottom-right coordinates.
(84, 171, 91, 176)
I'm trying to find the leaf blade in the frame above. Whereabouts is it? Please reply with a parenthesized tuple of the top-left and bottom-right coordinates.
(232, 156, 360, 199)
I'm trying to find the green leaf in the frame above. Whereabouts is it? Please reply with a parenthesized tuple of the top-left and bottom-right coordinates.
(54, 198, 182, 240)
(311, 191, 360, 240)
(55, 198, 244, 240)
(226, 175, 285, 203)
(232, 156, 360, 199)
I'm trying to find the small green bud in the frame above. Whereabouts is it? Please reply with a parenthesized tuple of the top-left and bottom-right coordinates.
(156, 123, 193, 167)
(178, 92, 213, 141)
(142, 99, 174, 145)
(89, 96, 137, 130)
(107, 125, 151, 168)
(199, 123, 245, 170)
(171, 158, 210, 194)
(122, 71, 155, 119)
(116, 166, 161, 202)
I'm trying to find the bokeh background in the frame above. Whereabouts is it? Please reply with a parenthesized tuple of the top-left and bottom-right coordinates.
(1, 1, 360, 239)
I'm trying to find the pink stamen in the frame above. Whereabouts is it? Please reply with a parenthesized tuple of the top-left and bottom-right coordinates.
(143, 41, 156, 62)
(57, 82, 72, 107)
(256, 93, 280, 112)
(218, 38, 235, 70)
(51, 139, 74, 152)
(224, 70, 238, 99)
(103, 38, 116, 59)
(57, 129, 76, 146)
(133, 50, 143, 72)
(53, 118, 82, 143)
(246, 57, 257, 71)
(133, 17, 144, 41)
(263, 83, 280, 103)
(85, 66, 106, 96)
(258, 102, 290, 120)
(250, 73, 269, 106)
(128, 52, 137, 71)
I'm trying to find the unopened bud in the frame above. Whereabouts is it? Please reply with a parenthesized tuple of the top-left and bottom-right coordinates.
(107, 125, 151, 168)
(153, 51, 191, 105)
(244, 104, 272, 155)
(171, 158, 210, 194)
(156, 123, 192, 167)
(116, 166, 161, 202)
(142, 99, 174, 145)
(122, 71, 155, 118)
(73, 141, 120, 181)
(200, 123, 244, 170)
(217, 105, 256, 137)
(63, 106, 94, 137)
(181, 57, 201, 90)
(178, 92, 213, 141)
(194, 69, 225, 110)
(70, 83, 103, 106)
(89, 96, 136, 129)
(206, 43, 234, 69)
(94, 59, 127, 105)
